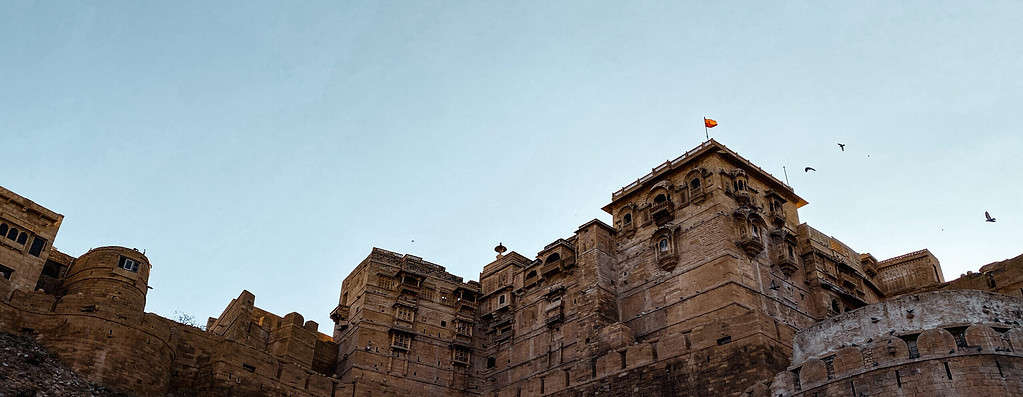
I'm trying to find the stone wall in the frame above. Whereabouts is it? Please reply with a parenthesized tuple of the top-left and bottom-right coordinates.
(767, 290, 1023, 396)
(877, 249, 944, 296)
(0, 186, 62, 293)
(0, 267, 345, 397)
(6, 139, 1018, 397)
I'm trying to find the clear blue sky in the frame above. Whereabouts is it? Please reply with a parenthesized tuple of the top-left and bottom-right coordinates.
(3, 2, 1020, 328)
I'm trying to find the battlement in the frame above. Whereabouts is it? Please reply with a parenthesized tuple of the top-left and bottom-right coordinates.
(771, 290, 1023, 396)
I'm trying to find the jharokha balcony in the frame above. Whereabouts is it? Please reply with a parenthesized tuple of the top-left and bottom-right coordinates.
(773, 251, 799, 277)
(737, 235, 765, 256)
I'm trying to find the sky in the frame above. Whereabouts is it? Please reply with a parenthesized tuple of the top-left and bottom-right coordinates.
(2, 1, 1021, 329)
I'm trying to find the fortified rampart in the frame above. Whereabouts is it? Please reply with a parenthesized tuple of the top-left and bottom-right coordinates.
(1, 139, 1021, 396)
(765, 290, 1023, 396)
(0, 250, 343, 396)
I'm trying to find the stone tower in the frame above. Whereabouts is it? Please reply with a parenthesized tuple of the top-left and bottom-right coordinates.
(61, 246, 152, 313)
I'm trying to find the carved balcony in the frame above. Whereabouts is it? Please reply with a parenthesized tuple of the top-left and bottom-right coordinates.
(544, 312, 564, 326)
(330, 305, 351, 331)
(773, 252, 798, 277)
(730, 189, 753, 206)
(657, 253, 678, 271)
(768, 209, 786, 227)
(736, 236, 765, 256)
(649, 201, 675, 225)
(541, 262, 563, 277)
(396, 294, 418, 307)
(457, 299, 477, 313)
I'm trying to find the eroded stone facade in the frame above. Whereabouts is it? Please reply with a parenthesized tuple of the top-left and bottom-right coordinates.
(1, 139, 1020, 396)
(765, 290, 1023, 396)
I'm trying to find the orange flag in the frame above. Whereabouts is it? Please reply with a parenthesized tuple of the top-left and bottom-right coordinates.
(704, 117, 718, 128)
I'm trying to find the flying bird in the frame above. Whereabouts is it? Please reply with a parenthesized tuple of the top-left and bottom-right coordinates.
(804, 167, 816, 173)
(985, 211, 997, 222)
(837, 143, 846, 151)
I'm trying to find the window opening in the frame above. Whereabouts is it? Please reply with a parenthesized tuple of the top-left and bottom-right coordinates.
(16, 232, 27, 245)
(658, 238, 669, 252)
(453, 348, 469, 363)
(623, 213, 632, 225)
(395, 306, 414, 322)
(29, 237, 46, 257)
(391, 332, 412, 350)
(118, 256, 139, 272)
(455, 320, 471, 336)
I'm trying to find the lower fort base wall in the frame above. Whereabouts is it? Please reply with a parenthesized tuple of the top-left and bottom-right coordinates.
(1, 295, 175, 396)
(0, 291, 344, 397)
(786, 354, 1023, 396)
(488, 333, 790, 397)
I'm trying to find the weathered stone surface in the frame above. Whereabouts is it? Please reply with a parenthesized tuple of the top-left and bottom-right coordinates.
(770, 290, 1023, 397)
(1, 139, 1022, 397)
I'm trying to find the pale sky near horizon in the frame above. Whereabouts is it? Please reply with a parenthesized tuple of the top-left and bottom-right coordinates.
(2, 1, 1021, 329)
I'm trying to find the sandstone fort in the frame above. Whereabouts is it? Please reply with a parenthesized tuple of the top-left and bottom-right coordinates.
(1, 139, 1021, 396)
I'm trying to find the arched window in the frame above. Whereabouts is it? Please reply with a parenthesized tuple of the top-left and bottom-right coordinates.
(0, 223, 6, 236)
(737, 180, 745, 191)
(658, 238, 669, 252)
(787, 245, 795, 259)
(499, 294, 506, 305)
(690, 178, 701, 191)
(654, 194, 667, 204)
(545, 253, 560, 264)
(526, 270, 537, 279)
(751, 224, 760, 238)
(16, 232, 27, 245)
(831, 299, 840, 313)
(7, 228, 18, 240)
(623, 213, 632, 225)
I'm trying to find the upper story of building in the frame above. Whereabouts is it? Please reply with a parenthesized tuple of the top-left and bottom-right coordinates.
(602, 139, 806, 241)
(0, 186, 63, 292)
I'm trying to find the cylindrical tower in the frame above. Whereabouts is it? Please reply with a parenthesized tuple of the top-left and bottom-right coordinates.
(62, 246, 152, 313)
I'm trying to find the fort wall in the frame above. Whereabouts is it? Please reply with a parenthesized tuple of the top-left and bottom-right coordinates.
(2, 140, 1020, 396)
(767, 290, 1023, 396)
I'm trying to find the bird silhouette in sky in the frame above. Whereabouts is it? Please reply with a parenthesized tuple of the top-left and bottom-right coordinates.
(804, 167, 816, 173)
(985, 211, 997, 222)
(837, 143, 846, 151)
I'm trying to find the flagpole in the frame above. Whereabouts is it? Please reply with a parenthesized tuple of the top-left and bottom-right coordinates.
(704, 118, 709, 141)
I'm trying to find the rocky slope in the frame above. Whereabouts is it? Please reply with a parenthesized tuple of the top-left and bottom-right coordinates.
(0, 332, 133, 397)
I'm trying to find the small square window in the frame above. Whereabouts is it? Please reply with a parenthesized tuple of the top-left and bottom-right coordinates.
(118, 256, 139, 273)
